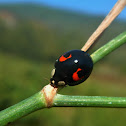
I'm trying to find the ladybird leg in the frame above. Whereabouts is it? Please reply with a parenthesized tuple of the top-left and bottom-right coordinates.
(51, 69, 56, 77)
(58, 81, 66, 86)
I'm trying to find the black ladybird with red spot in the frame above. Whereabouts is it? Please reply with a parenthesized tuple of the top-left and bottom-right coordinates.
(50, 50, 93, 86)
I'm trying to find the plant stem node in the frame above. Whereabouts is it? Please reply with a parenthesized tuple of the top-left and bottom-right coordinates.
(42, 84, 58, 108)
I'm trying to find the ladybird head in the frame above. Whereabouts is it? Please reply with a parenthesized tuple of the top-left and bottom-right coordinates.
(50, 50, 93, 86)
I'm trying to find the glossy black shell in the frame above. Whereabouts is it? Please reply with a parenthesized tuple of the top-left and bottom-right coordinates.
(50, 50, 93, 86)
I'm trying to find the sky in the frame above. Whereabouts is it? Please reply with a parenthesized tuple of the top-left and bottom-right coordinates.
(0, 0, 126, 20)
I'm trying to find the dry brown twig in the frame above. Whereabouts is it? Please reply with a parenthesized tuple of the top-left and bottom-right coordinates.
(81, 0, 126, 52)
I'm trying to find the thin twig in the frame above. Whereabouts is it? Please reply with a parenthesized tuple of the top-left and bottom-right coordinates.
(81, 0, 126, 52)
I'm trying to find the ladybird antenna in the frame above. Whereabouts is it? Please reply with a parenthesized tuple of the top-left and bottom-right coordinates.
(81, 0, 126, 52)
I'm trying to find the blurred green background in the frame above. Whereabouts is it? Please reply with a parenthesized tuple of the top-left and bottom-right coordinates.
(0, 2, 126, 126)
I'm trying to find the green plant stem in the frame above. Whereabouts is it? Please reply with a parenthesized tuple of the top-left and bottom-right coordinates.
(0, 92, 46, 126)
(53, 94, 126, 107)
(0, 32, 126, 125)
(91, 31, 126, 63)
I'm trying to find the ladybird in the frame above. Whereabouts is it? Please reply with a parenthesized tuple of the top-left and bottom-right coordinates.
(50, 50, 93, 86)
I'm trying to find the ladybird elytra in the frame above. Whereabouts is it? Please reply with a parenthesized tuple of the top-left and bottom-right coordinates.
(50, 50, 93, 86)
(59, 54, 72, 62)
(72, 68, 84, 81)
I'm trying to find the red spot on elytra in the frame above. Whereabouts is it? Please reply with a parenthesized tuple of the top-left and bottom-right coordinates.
(72, 68, 84, 81)
(59, 54, 72, 62)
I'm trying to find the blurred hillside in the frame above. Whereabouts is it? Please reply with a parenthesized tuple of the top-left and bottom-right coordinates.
(0, 3, 126, 126)
(0, 4, 126, 64)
